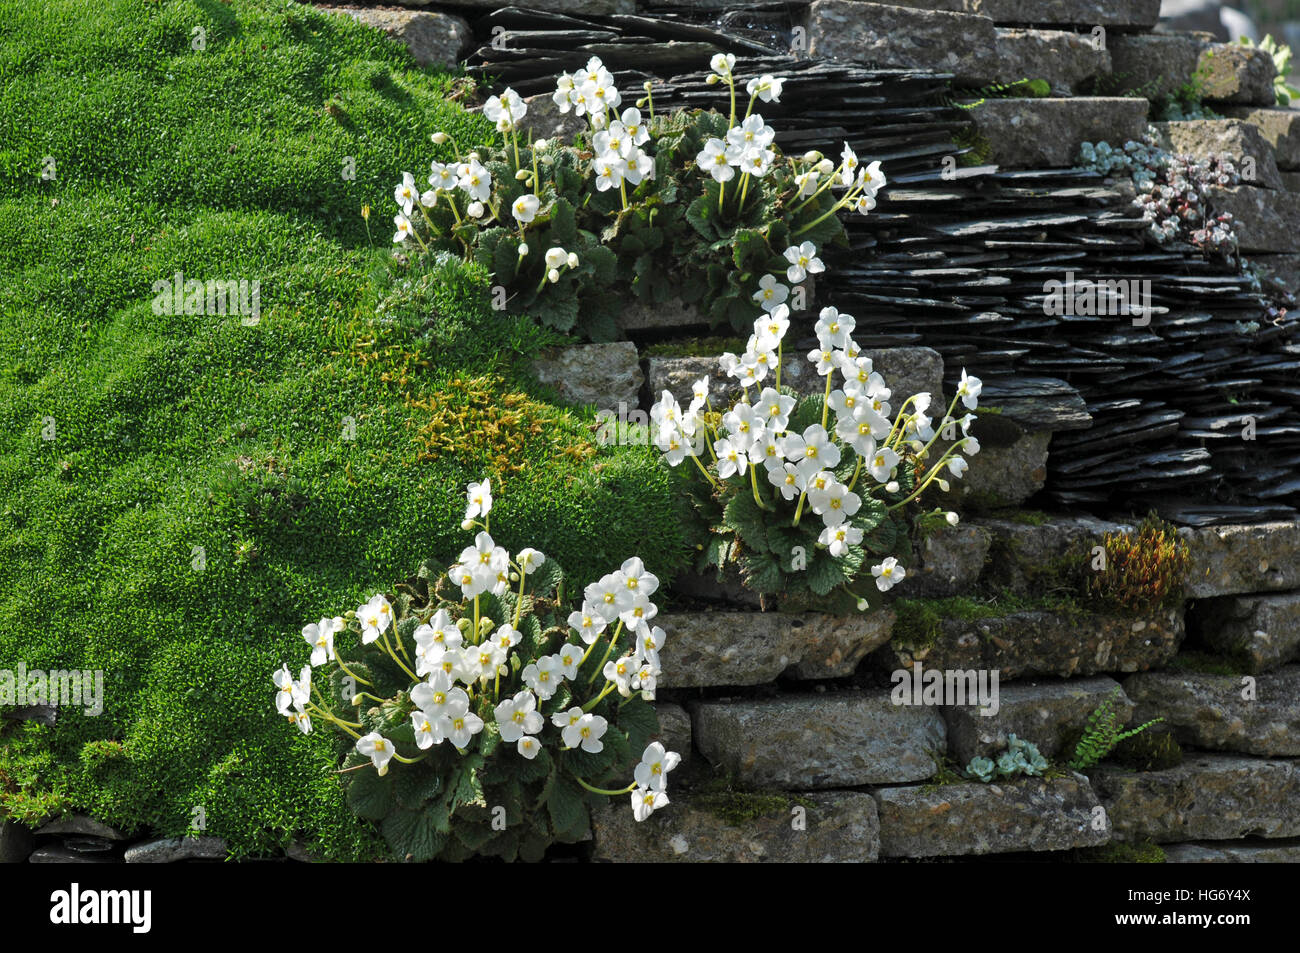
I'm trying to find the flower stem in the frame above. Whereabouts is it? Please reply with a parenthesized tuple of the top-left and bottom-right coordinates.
(689, 451, 720, 489)
(582, 680, 617, 712)
(820, 370, 833, 430)
(587, 621, 623, 686)
(749, 464, 770, 511)
(792, 489, 808, 527)
(331, 647, 372, 688)
(574, 776, 636, 797)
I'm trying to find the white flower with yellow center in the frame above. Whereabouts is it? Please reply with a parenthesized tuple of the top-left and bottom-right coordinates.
(356, 732, 395, 776)
(630, 785, 670, 822)
(563, 712, 608, 753)
(872, 556, 906, 592)
(819, 523, 864, 557)
(494, 690, 544, 744)
(568, 602, 608, 644)
(634, 742, 682, 792)
(357, 594, 393, 645)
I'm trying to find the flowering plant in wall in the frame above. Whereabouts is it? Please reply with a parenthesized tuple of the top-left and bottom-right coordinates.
(273, 481, 678, 861)
(650, 273, 983, 613)
(389, 55, 885, 340)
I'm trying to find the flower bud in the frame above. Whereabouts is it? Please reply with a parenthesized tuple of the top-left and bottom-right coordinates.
(643, 80, 653, 91)
(514, 168, 531, 181)
(802, 150, 822, 164)
(566, 252, 579, 269)
(460, 518, 474, 530)
(468, 151, 480, 161)
(467, 201, 485, 218)
(937, 478, 950, 492)
(705, 74, 720, 85)
(817, 158, 835, 175)
(457, 618, 471, 632)
(548, 268, 560, 283)
(885, 481, 899, 493)
(946, 511, 960, 526)
(856, 598, 869, 612)
(431, 132, 449, 144)
(518, 243, 529, 256)
(509, 571, 520, 582)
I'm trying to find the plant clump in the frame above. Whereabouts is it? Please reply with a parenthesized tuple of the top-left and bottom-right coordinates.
(1083, 515, 1190, 615)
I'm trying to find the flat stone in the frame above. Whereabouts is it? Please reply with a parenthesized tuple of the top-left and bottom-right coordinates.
(0, 820, 35, 863)
(1107, 33, 1205, 100)
(29, 846, 120, 863)
(1123, 666, 1300, 756)
(803, 2, 998, 83)
(590, 790, 879, 862)
(883, 607, 1185, 680)
(1092, 754, 1300, 842)
(976, 514, 1133, 595)
(286, 840, 326, 863)
(1221, 107, 1300, 169)
(954, 428, 1052, 509)
(1164, 840, 1300, 863)
(1190, 591, 1300, 673)
(691, 692, 945, 787)
(651, 702, 693, 769)
(643, 347, 944, 415)
(1204, 185, 1300, 253)
(1197, 42, 1278, 105)
(1180, 521, 1300, 597)
(978, 377, 1092, 431)
(874, 774, 1108, 857)
(907, 523, 993, 598)
(531, 341, 642, 410)
(657, 610, 896, 687)
(36, 814, 127, 841)
(334, 9, 471, 69)
(3, 704, 56, 726)
(970, 97, 1149, 168)
(1250, 254, 1300, 296)
(884, 0, 1159, 22)
(991, 29, 1111, 97)
(619, 297, 710, 333)
(1151, 120, 1285, 190)
(944, 675, 1133, 762)
(124, 836, 229, 863)
(516, 92, 586, 146)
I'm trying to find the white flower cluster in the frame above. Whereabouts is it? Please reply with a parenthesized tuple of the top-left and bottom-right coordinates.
(650, 243, 982, 598)
(554, 57, 655, 197)
(274, 477, 679, 823)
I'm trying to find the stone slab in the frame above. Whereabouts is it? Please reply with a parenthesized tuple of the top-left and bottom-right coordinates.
(531, 341, 643, 411)
(971, 97, 1149, 168)
(1190, 591, 1300, 673)
(1180, 521, 1300, 597)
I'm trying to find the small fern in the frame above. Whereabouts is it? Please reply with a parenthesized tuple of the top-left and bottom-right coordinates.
(1069, 687, 1162, 770)
(946, 77, 1051, 110)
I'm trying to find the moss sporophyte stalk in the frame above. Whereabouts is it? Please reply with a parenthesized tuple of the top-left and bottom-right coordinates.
(273, 478, 682, 860)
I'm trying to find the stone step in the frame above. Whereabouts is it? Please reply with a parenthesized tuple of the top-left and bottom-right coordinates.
(802, 3, 1115, 95)
(1204, 184, 1300, 253)
(1107, 33, 1204, 100)
(974, 513, 1133, 596)
(943, 675, 1133, 763)
(1123, 666, 1300, 757)
(970, 97, 1149, 168)
(1180, 521, 1300, 598)
(1150, 120, 1285, 191)
(1092, 754, 1300, 842)
(882, 605, 1185, 680)
(530, 342, 642, 411)
(1163, 839, 1300, 863)
(1197, 42, 1278, 106)
(907, 522, 993, 598)
(882, 0, 1160, 27)
(1221, 107, 1300, 170)
(875, 773, 1108, 857)
(334, 9, 470, 69)
(589, 790, 879, 862)
(656, 610, 896, 688)
(643, 347, 945, 414)
(1188, 591, 1300, 673)
(690, 691, 946, 787)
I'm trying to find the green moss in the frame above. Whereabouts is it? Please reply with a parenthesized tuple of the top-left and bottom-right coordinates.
(891, 591, 1088, 650)
(641, 336, 748, 358)
(692, 776, 814, 826)
(1076, 840, 1166, 863)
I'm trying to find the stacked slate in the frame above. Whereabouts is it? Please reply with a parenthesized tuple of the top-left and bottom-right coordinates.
(466, 7, 1300, 524)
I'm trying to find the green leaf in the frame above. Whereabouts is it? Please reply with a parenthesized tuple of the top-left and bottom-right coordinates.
(807, 550, 847, 596)
(550, 197, 578, 247)
(346, 768, 393, 822)
(546, 774, 589, 840)
(453, 758, 487, 808)
(723, 491, 769, 553)
(382, 807, 447, 862)
(618, 697, 660, 755)
(742, 549, 784, 594)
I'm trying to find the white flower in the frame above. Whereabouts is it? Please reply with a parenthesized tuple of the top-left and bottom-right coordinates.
(947, 455, 970, 479)
(393, 172, 417, 215)
(458, 161, 492, 202)
(511, 193, 540, 223)
(739, 147, 775, 177)
(723, 402, 764, 451)
(634, 742, 681, 791)
(795, 169, 820, 198)
(809, 478, 861, 527)
(730, 115, 775, 152)
(411, 672, 465, 721)
(593, 151, 626, 191)
(752, 274, 789, 312)
(357, 594, 393, 644)
(441, 698, 485, 749)
(621, 106, 650, 145)
(820, 523, 864, 557)
(756, 386, 796, 433)
(411, 709, 447, 749)
(356, 732, 395, 775)
(466, 201, 485, 219)
(696, 138, 735, 183)
(767, 461, 804, 500)
(287, 710, 312, 735)
(273, 664, 305, 714)
(956, 368, 983, 410)
(836, 407, 890, 456)
(584, 573, 625, 624)
(517, 548, 546, 574)
(633, 623, 666, 666)
(392, 214, 413, 244)
(872, 556, 906, 592)
(867, 445, 901, 483)
(569, 603, 608, 644)
(483, 89, 527, 132)
(490, 623, 521, 656)
(428, 161, 457, 191)
(784, 241, 824, 283)
(465, 478, 492, 520)
(631, 785, 669, 822)
(618, 591, 658, 630)
(522, 656, 564, 700)
(563, 712, 608, 753)
(745, 73, 784, 103)
(603, 655, 637, 697)
(782, 424, 841, 479)
(517, 736, 542, 760)
(815, 306, 855, 349)
(556, 642, 583, 680)
(714, 437, 749, 478)
(552, 705, 585, 731)
(302, 616, 342, 668)
(494, 690, 544, 743)
(839, 143, 860, 186)
(807, 344, 837, 376)
(710, 52, 736, 76)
